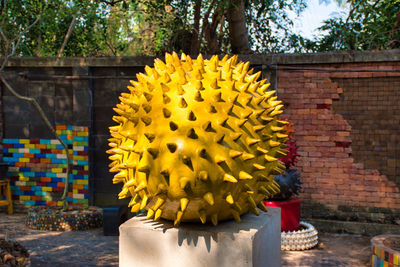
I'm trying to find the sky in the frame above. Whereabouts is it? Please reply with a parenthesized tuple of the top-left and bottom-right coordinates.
(292, 0, 347, 40)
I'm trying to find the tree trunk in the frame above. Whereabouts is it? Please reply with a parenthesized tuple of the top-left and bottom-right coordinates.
(190, 0, 201, 55)
(226, 0, 251, 54)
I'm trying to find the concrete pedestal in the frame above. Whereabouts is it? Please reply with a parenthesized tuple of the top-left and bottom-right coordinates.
(119, 207, 281, 267)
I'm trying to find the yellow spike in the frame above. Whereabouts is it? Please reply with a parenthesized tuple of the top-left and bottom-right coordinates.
(237, 119, 247, 128)
(153, 197, 165, 211)
(146, 209, 155, 219)
(203, 192, 214, 206)
(258, 202, 268, 212)
(214, 155, 226, 164)
(179, 97, 188, 108)
(225, 194, 234, 205)
(246, 137, 260, 146)
(224, 173, 238, 183)
(180, 198, 189, 212)
(109, 154, 122, 161)
(154, 209, 163, 220)
(276, 133, 289, 138)
(118, 187, 130, 199)
(134, 182, 147, 192)
(140, 194, 148, 209)
(271, 126, 284, 132)
(241, 152, 255, 161)
(231, 132, 242, 141)
(253, 163, 266, 170)
(239, 171, 253, 180)
(268, 140, 281, 147)
(265, 155, 278, 162)
(263, 89, 275, 99)
(259, 186, 270, 196)
(268, 184, 280, 194)
(128, 194, 139, 207)
(194, 91, 204, 102)
(231, 210, 241, 222)
(229, 150, 243, 158)
(199, 210, 206, 224)
(174, 211, 184, 226)
(211, 214, 218, 226)
(256, 146, 269, 154)
(124, 179, 136, 188)
(131, 203, 141, 213)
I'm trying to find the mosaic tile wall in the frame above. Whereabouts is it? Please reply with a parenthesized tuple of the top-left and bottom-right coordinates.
(2, 125, 89, 207)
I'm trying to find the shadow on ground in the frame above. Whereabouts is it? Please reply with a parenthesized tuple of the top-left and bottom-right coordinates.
(1, 214, 371, 266)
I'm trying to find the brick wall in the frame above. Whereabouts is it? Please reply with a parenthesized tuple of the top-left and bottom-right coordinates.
(278, 62, 400, 223)
(1, 52, 400, 222)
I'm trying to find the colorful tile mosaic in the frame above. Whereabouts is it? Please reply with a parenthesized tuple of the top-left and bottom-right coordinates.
(372, 244, 400, 267)
(2, 125, 89, 207)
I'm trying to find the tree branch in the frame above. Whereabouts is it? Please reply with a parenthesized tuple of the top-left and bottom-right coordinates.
(58, 15, 78, 57)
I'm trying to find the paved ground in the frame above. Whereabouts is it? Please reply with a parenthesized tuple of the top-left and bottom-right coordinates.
(0, 213, 371, 266)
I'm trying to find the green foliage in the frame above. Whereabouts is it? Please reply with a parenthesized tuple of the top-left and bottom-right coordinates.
(295, 0, 400, 51)
(0, 0, 308, 56)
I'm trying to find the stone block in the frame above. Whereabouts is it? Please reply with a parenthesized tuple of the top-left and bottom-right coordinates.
(119, 207, 281, 267)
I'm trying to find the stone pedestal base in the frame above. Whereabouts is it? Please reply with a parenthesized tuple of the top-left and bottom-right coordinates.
(119, 207, 281, 267)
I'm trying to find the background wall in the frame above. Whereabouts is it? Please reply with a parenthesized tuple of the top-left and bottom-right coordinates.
(1, 51, 399, 225)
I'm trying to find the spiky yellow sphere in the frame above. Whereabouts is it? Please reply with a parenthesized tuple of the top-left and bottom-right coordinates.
(108, 52, 288, 226)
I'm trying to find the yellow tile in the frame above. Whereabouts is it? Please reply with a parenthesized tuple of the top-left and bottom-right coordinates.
(20, 139, 30, 144)
(19, 158, 29, 163)
(42, 187, 52, 192)
(77, 180, 88, 185)
(20, 195, 31, 200)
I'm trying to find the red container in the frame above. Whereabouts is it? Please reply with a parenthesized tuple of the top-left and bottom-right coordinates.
(264, 198, 300, 232)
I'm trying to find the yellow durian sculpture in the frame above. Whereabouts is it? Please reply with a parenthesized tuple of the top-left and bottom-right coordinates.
(108, 52, 288, 226)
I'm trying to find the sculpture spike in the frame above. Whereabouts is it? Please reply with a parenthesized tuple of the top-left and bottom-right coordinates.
(253, 163, 266, 170)
(131, 203, 141, 213)
(167, 143, 177, 153)
(225, 193, 234, 205)
(154, 209, 163, 221)
(208, 105, 217, 113)
(147, 148, 159, 159)
(246, 137, 261, 146)
(210, 78, 219, 89)
(211, 214, 218, 226)
(224, 174, 238, 183)
(162, 108, 171, 118)
(259, 186, 270, 196)
(239, 171, 253, 180)
(146, 209, 155, 219)
(180, 198, 189, 212)
(169, 121, 178, 131)
(194, 91, 204, 102)
(174, 211, 184, 226)
(231, 132, 242, 141)
(140, 194, 148, 209)
(179, 97, 188, 108)
(144, 133, 155, 143)
(264, 155, 278, 162)
(241, 152, 255, 161)
(188, 110, 197, 121)
(229, 150, 243, 159)
(257, 202, 268, 212)
(203, 192, 214, 206)
(199, 210, 207, 224)
(203, 121, 214, 132)
(134, 182, 147, 192)
(141, 116, 152, 126)
(153, 197, 166, 211)
(214, 154, 226, 164)
(187, 128, 198, 139)
(231, 210, 241, 222)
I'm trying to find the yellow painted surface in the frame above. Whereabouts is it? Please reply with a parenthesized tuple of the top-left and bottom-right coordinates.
(109, 53, 289, 225)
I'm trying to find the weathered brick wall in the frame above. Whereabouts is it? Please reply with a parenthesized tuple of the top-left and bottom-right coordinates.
(278, 62, 400, 223)
(2, 52, 400, 222)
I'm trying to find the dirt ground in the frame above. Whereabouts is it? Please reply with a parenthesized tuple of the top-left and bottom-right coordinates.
(0, 213, 371, 267)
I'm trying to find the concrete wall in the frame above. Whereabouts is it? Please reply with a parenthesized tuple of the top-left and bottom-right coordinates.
(1, 50, 400, 224)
